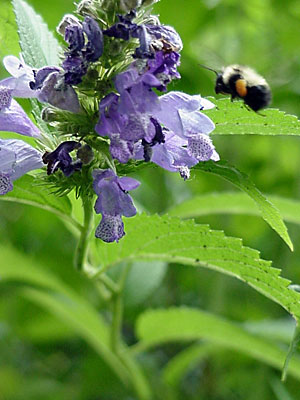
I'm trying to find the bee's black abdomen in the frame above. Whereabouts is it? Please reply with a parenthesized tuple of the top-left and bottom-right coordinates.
(244, 85, 271, 111)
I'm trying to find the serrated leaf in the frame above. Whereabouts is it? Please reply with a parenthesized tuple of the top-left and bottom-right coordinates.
(168, 191, 300, 226)
(0, 174, 77, 224)
(203, 97, 300, 136)
(12, 0, 61, 68)
(194, 161, 293, 250)
(134, 307, 300, 380)
(96, 214, 300, 320)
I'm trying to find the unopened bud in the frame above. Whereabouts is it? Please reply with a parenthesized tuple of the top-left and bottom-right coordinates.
(119, 0, 142, 12)
(56, 14, 81, 36)
(77, 144, 94, 165)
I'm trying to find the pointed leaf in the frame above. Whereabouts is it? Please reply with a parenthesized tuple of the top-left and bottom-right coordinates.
(194, 161, 293, 250)
(12, 0, 61, 68)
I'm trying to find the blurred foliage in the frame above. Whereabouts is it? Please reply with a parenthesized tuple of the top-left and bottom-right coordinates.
(1, 0, 300, 399)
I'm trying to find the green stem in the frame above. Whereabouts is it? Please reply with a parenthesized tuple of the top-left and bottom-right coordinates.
(74, 196, 94, 271)
(110, 263, 131, 353)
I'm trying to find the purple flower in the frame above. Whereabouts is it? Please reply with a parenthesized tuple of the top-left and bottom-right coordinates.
(0, 94, 40, 138)
(29, 67, 81, 113)
(0, 139, 43, 195)
(93, 169, 140, 242)
(62, 16, 103, 85)
(95, 83, 160, 163)
(42, 141, 82, 177)
(1, 55, 37, 98)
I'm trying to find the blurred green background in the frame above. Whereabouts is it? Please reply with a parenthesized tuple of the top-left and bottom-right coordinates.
(1, 0, 300, 399)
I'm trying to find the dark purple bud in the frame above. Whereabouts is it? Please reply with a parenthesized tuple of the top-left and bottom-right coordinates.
(65, 24, 85, 54)
(63, 55, 88, 85)
(43, 141, 82, 177)
(82, 17, 104, 62)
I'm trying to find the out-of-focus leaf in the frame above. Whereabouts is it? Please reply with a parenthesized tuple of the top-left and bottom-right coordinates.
(163, 342, 215, 388)
(0, 245, 130, 387)
(0, 175, 81, 231)
(195, 161, 293, 250)
(134, 307, 300, 380)
(168, 192, 300, 226)
(109, 261, 167, 307)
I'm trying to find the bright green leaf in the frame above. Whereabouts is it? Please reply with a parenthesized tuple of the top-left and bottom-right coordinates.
(203, 97, 300, 136)
(96, 214, 300, 321)
(194, 161, 293, 250)
(135, 307, 300, 380)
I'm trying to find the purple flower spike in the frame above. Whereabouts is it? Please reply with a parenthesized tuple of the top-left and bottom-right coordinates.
(0, 138, 43, 195)
(0, 99, 41, 138)
(42, 141, 82, 177)
(93, 169, 140, 242)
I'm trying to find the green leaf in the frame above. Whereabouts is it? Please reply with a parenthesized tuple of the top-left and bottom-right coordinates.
(0, 244, 130, 386)
(134, 307, 300, 381)
(0, 175, 81, 230)
(12, 0, 61, 68)
(163, 342, 215, 387)
(96, 214, 300, 321)
(168, 191, 300, 226)
(194, 161, 293, 250)
(109, 261, 168, 307)
(203, 97, 300, 136)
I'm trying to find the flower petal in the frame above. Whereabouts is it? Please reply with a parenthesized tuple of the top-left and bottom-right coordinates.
(0, 100, 40, 137)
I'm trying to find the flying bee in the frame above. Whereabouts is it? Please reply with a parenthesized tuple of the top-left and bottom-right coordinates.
(201, 64, 271, 112)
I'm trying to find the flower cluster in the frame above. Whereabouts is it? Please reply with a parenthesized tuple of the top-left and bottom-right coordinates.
(0, 0, 219, 243)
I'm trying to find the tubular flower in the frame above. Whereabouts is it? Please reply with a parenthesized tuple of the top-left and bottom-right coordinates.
(0, 139, 43, 195)
(92, 169, 140, 242)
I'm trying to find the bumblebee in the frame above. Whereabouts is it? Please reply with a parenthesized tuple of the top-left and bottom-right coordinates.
(202, 64, 271, 112)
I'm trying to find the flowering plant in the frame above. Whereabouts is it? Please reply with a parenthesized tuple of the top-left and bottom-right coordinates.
(2, 0, 300, 398)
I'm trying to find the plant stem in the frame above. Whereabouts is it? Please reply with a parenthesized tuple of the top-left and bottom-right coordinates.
(110, 263, 131, 353)
(74, 195, 94, 271)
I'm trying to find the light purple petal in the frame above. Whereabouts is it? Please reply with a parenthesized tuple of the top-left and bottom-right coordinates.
(118, 176, 140, 191)
(37, 72, 81, 113)
(0, 138, 42, 181)
(159, 91, 202, 112)
(3, 55, 33, 79)
(200, 98, 215, 110)
(0, 99, 40, 137)
(0, 145, 16, 173)
(179, 109, 215, 136)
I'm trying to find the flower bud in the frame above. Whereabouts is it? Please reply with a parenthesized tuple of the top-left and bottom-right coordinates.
(119, 0, 142, 12)
(77, 144, 94, 165)
(56, 14, 81, 36)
